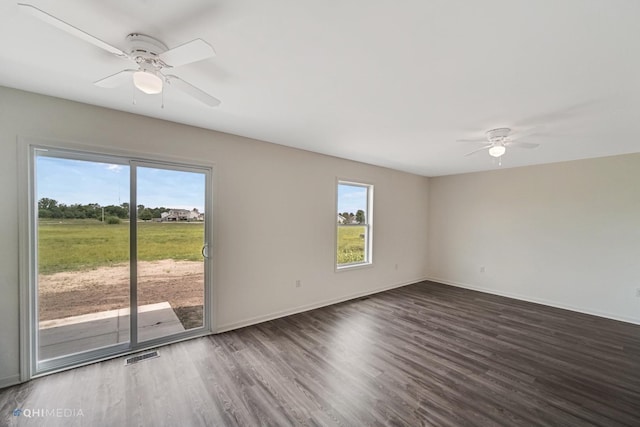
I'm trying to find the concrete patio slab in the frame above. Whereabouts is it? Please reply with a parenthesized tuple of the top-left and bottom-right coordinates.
(39, 302, 185, 360)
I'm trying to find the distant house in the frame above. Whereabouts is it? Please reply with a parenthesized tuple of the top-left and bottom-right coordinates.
(188, 208, 202, 221)
(163, 209, 189, 221)
(161, 208, 204, 222)
(338, 214, 359, 224)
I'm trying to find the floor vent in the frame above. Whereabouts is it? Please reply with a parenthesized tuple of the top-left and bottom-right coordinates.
(125, 350, 159, 365)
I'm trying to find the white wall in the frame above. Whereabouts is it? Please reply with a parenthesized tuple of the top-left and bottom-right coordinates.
(427, 153, 640, 324)
(0, 86, 429, 386)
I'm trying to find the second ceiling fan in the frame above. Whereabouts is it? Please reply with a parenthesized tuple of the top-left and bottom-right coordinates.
(461, 128, 539, 159)
(18, 2, 221, 107)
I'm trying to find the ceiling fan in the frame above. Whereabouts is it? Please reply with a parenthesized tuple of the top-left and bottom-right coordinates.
(18, 3, 221, 107)
(460, 128, 539, 159)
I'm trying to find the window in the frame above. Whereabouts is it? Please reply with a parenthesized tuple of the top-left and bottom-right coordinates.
(336, 180, 373, 269)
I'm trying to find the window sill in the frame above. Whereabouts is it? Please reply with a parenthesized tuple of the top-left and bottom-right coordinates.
(335, 262, 373, 273)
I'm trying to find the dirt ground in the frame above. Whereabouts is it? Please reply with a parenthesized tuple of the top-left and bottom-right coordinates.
(38, 260, 204, 330)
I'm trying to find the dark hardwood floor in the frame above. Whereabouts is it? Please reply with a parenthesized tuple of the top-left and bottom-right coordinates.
(1, 281, 639, 426)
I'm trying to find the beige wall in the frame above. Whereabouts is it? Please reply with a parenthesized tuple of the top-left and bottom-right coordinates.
(427, 153, 640, 324)
(0, 86, 429, 386)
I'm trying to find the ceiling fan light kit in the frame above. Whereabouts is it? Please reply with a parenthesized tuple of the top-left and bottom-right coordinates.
(18, 3, 221, 107)
(488, 145, 506, 158)
(133, 70, 163, 94)
(486, 128, 509, 158)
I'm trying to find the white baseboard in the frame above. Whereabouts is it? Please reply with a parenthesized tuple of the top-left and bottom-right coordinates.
(0, 374, 20, 390)
(216, 276, 428, 333)
(426, 276, 640, 326)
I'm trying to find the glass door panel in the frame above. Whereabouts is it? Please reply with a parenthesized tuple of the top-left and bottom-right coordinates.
(135, 166, 206, 343)
(35, 154, 130, 361)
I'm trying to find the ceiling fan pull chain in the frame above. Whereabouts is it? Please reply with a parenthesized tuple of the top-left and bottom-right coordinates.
(132, 84, 137, 105)
(161, 87, 165, 109)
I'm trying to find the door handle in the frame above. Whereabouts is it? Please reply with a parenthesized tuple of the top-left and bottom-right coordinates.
(201, 243, 209, 259)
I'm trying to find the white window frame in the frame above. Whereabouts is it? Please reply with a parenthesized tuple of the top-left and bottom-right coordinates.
(335, 179, 373, 270)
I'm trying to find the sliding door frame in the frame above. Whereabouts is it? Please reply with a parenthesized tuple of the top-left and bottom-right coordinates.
(18, 137, 215, 380)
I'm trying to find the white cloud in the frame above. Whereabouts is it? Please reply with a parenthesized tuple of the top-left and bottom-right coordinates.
(106, 164, 124, 173)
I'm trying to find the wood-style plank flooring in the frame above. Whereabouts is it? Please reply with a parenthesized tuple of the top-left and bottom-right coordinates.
(1, 281, 639, 426)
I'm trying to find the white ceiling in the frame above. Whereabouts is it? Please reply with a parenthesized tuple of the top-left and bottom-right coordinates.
(1, 0, 639, 176)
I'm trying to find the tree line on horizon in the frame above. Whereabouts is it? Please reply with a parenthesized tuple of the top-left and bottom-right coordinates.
(38, 198, 169, 221)
(339, 210, 365, 224)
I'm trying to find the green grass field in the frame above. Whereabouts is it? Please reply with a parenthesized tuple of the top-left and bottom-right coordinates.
(337, 225, 366, 265)
(38, 219, 204, 274)
(38, 219, 366, 274)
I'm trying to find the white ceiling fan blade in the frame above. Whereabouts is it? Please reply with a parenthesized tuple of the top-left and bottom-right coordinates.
(457, 138, 488, 143)
(165, 75, 221, 107)
(94, 69, 136, 88)
(464, 144, 493, 156)
(18, 3, 126, 57)
(159, 39, 215, 67)
(515, 99, 599, 128)
(509, 128, 545, 140)
(506, 141, 540, 149)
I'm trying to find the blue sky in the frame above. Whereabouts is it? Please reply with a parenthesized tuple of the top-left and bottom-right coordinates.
(37, 156, 364, 215)
(337, 184, 367, 215)
(37, 157, 205, 211)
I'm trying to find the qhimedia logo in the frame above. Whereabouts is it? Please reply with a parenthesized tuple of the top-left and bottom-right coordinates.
(13, 408, 85, 418)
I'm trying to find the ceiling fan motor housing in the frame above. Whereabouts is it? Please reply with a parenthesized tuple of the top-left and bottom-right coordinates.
(126, 34, 168, 68)
(486, 128, 511, 142)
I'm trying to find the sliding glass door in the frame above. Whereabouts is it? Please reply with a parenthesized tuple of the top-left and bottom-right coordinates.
(32, 147, 211, 374)
(135, 164, 207, 343)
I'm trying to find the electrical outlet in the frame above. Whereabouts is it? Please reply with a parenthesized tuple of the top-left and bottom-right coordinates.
(636, 288, 640, 298)
(295, 280, 301, 288)
(480, 266, 485, 273)
(394, 263, 398, 271)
